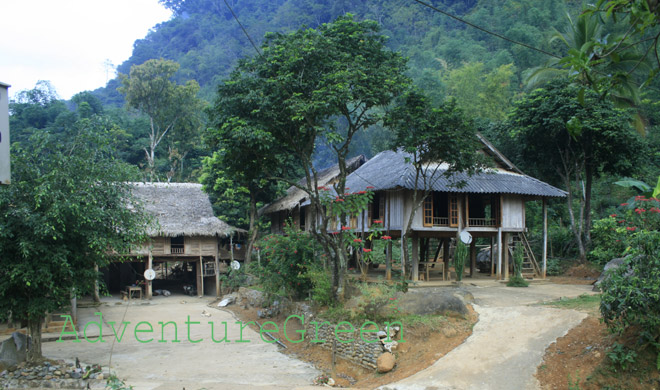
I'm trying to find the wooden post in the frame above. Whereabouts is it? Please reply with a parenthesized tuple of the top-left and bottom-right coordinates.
(497, 228, 502, 280)
(230, 235, 234, 262)
(490, 236, 495, 276)
(146, 251, 153, 299)
(215, 236, 220, 297)
(386, 192, 392, 280)
(443, 238, 450, 279)
(411, 234, 419, 281)
(503, 232, 510, 280)
(542, 198, 548, 279)
(196, 259, 203, 297)
(470, 239, 476, 278)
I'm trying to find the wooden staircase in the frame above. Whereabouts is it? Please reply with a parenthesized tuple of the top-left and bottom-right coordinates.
(510, 233, 541, 278)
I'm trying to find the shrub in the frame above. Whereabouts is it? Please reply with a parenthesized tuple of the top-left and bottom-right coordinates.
(306, 264, 334, 306)
(507, 244, 529, 287)
(454, 240, 467, 281)
(255, 222, 322, 299)
(600, 230, 660, 365)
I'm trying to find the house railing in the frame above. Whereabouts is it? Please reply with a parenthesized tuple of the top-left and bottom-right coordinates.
(171, 247, 184, 254)
(468, 218, 497, 227)
(432, 217, 449, 226)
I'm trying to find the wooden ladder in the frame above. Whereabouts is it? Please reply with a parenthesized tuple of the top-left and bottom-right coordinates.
(510, 233, 541, 278)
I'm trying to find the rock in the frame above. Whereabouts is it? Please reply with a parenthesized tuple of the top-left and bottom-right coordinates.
(376, 331, 387, 339)
(387, 327, 396, 338)
(217, 294, 236, 307)
(53, 370, 62, 376)
(0, 332, 30, 368)
(383, 341, 398, 353)
(442, 326, 458, 338)
(377, 352, 395, 373)
(96, 373, 104, 380)
(238, 287, 265, 307)
(70, 371, 82, 379)
(389, 289, 473, 317)
(257, 309, 266, 319)
(593, 257, 631, 291)
(201, 309, 212, 317)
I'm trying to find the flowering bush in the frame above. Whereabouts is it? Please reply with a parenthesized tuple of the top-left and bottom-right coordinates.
(590, 195, 660, 265)
(255, 222, 321, 298)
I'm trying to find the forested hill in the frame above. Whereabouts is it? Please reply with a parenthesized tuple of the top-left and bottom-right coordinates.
(93, 0, 579, 106)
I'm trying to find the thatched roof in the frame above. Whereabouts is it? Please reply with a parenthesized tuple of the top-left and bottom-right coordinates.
(129, 182, 242, 237)
(261, 155, 367, 215)
(345, 148, 567, 198)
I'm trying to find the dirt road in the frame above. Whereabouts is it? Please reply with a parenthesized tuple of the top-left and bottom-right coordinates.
(380, 282, 593, 390)
(42, 296, 319, 390)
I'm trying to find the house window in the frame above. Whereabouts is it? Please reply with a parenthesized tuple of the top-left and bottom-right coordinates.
(350, 214, 358, 229)
(424, 192, 450, 227)
(467, 194, 500, 227)
(170, 236, 184, 254)
(449, 196, 459, 227)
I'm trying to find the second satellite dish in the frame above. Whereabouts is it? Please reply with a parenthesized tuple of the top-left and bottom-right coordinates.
(459, 231, 473, 245)
(230, 260, 241, 270)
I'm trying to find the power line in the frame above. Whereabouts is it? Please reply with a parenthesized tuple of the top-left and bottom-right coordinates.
(410, 0, 561, 59)
(221, 0, 262, 57)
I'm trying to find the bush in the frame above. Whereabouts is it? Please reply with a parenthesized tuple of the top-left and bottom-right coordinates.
(600, 231, 660, 364)
(255, 223, 322, 299)
(507, 244, 529, 287)
(589, 216, 628, 266)
(306, 264, 334, 306)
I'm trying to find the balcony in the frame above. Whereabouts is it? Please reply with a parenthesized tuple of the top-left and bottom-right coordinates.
(170, 246, 184, 254)
(468, 218, 497, 227)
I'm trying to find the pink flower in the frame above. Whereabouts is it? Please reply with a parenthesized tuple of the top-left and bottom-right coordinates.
(341, 226, 352, 231)
(366, 186, 375, 189)
(610, 214, 617, 218)
(621, 203, 629, 206)
(626, 226, 637, 231)
(353, 238, 362, 243)
(335, 198, 344, 202)
(373, 220, 383, 224)
(381, 235, 392, 240)
(363, 248, 372, 253)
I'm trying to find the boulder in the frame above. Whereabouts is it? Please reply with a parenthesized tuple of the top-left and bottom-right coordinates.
(377, 352, 395, 373)
(217, 294, 236, 307)
(383, 341, 398, 353)
(389, 288, 473, 317)
(592, 257, 631, 292)
(0, 332, 29, 368)
(238, 287, 265, 307)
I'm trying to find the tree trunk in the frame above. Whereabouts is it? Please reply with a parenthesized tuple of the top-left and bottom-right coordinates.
(245, 192, 258, 263)
(27, 315, 43, 363)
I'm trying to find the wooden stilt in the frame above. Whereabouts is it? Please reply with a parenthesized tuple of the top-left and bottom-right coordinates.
(412, 234, 419, 282)
(504, 233, 510, 280)
(470, 239, 476, 277)
(497, 228, 502, 280)
(542, 199, 548, 279)
(443, 238, 450, 279)
(146, 252, 153, 299)
(196, 259, 203, 297)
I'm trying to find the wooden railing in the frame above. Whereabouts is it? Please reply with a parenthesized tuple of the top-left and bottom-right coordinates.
(170, 247, 184, 254)
(468, 218, 497, 227)
(432, 217, 449, 226)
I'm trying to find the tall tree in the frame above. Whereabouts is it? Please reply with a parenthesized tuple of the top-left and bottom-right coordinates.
(385, 91, 486, 272)
(510, 80, 643, 261)
(118, 59, 203, 181)
(219, 14, 409, 298)
(0, 120, 150, 362)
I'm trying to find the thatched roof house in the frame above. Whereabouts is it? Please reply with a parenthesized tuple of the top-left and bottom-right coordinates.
(114, 183, 244, 299)
(130, 182, 241, 237)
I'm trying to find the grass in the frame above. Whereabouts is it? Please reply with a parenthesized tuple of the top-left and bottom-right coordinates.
(541, 293, 601, 315)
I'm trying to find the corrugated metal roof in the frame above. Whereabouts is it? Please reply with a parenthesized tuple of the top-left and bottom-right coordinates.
(345, 150, 566, 198)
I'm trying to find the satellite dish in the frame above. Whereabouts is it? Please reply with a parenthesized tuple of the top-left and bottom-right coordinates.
(144, 268, 156, 281)
(459, 231, 473, 245)
(230, 260, 241, 270)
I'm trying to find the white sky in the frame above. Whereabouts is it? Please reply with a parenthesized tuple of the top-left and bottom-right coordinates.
(0, 0, 172, 100)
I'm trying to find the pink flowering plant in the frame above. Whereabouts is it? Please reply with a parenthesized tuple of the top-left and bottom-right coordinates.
(590, 195, 660, 265)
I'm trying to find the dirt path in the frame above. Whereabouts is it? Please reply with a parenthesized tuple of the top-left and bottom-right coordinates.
(381, 283, 593, 390)
(42, 296, 320, 390)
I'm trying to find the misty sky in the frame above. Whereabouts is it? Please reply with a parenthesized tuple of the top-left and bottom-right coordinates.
(1, 0, 172, 100)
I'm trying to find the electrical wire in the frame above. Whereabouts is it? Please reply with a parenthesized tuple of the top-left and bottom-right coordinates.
(409, 0, 562, 59)
(220, 0, 262, 57)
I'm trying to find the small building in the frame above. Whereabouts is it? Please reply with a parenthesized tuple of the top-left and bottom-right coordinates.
(103, 182, 244, 298)
(261, 155, 367, 233)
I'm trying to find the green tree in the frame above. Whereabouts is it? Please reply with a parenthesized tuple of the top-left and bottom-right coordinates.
(510, 81, 643, 261)
(221, 14, 409, 299)
(444, 62, 517, 122)
(118, 58, 203, 181)
(0, 121, 150, 362)
(385, 91, 485, 272)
